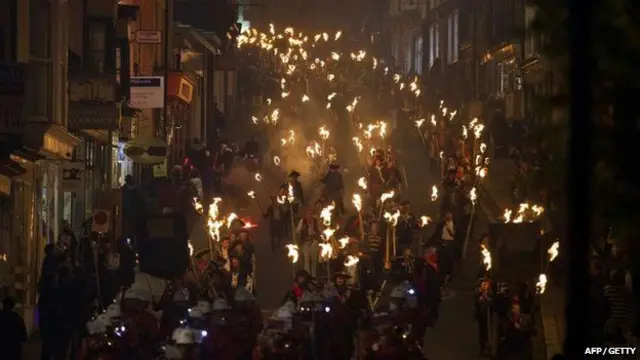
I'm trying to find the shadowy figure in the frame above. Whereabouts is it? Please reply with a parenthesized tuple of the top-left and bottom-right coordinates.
(0, 297, 28, 360)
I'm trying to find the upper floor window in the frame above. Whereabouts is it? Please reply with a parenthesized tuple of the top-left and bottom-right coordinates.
(89, 21, 106, 72)
(447, 10, 459, 64)
(428, 23, 439, 69)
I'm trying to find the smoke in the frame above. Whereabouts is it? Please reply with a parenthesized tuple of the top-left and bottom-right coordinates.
(261, 113, 325, 188)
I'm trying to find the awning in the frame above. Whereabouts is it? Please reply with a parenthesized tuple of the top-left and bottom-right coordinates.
(24, 122, 81, 161)
(0, 158, 26, 177)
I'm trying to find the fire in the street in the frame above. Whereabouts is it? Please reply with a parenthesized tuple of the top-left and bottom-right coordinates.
(319, 242, 333, 259)
(344, 255, 359, 267)
(419, 216, 432, 227)
(357, 177, 367, 190)
(548, 241, 560, 262)
(320, 204, 335, 226)
(503, 203, 544, 223)
(338, 237, 350, 249)
(285, 244, 299, 263)
(536, 274, 548, 294)
(352, 193, 362, 211)
(480, 244, 491, 271)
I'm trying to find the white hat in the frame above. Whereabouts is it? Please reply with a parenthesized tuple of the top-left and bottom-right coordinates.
(172, 326, 195, 345)
(196, 300, 212, 314)
(86, 317, 107, 335)
(187, 308, 204, 319)
(106, 303, 121, 320)
(234, 287, 255, 302)
(212, 298, 230, 311)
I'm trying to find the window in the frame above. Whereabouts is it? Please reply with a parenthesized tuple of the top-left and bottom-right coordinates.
(447, 11, 459, 63)
(89, 21, 106, 72)
(414, 36, 423, 74)
(428, 23, 440, 69)
(428, 24, 435, 69)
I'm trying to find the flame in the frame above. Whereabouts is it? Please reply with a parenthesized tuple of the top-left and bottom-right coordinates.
(469, 187, 477, 204)
(357, 177, 367, 190)
(344, 255, 359, 267)
(548, 241, 559, 262)
(352, 137, 363, 152)
(383, 210, 401, 226)
(419, 216, 432, 227)
(254, 173, 262, 182)
(379, 191, 395, 205)
(536, 274, 547, 294)
(318, 126, 330, 140)
(226, 213, 238, 228)
(320, 204, 335, 226)
(273, 156, 281, 166)
(338, 237, 350, 249)
(247, 191, 256, 199)
(322, 228, 336, 240)
(415, 119, 425, 128)
(503, 209, 513, 223)
(473, 124, 485, 139)
(301, 94, 310, 102)
(192, 198, 203, 214)
(287, 184, 295, 203)
(480, 143, 487, 154)
(251, 116, 258, 124)
(319, 242, 333, 259)
(431, 185, 438, 201)
(352, 193, 362, 211)
(286, 244, 299, 263)
(188, 241, 194, 256)
(480, 244, 492, 271)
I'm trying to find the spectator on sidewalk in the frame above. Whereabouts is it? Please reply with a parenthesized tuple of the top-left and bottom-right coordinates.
(0, 296, 27, 360)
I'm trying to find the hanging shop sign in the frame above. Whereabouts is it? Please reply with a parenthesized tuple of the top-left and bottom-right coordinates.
(124, 136, 168, 164)
(68, 102, 120, 130)
(68, 73, 119, 130)
(130, 76, 165, 109)
(61, 162, 85, 191)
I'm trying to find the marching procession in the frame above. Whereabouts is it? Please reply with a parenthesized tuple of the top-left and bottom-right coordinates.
(0, 24, 565, 360)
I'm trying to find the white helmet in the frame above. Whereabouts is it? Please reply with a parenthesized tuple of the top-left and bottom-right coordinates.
(105, 303, 121, 320)
(234, 287, 255, 302)
(212, 298, 230, 311)
(196, 300, 212, 314)
(86, 317, 107, 335)
(172, 326, 195, 345)
(187, 308, 204, 319)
